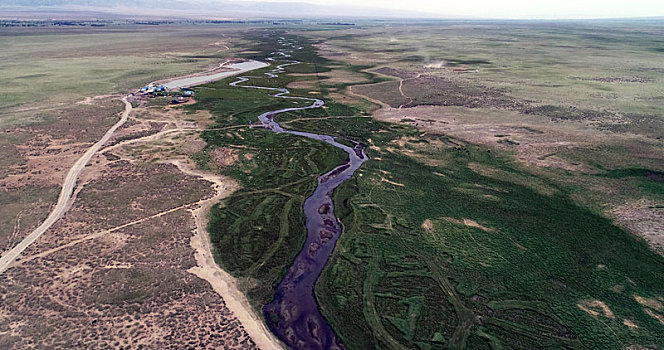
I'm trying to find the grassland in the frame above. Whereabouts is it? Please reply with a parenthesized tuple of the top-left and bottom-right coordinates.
(306, 20, 664, 119)
(316, 122, 664, 349)
(188, 32, 375, 308)
(0, 25, 251, 127)
(299, 22, 664, 350)
(190, 25, 664, 350)
(306, 21, 664, 252)
(3, 20, 663, 350)
(0, 23, 257, 268)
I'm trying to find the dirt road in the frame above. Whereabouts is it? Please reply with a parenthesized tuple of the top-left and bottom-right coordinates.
(173, 160, 284, 350)
(0, 97, 132, 274)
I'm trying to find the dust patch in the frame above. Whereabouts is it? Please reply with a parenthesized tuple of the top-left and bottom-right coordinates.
(77, 94, 118, 105)
(179, 134, 207, 155)
(134, 105, 214, 129)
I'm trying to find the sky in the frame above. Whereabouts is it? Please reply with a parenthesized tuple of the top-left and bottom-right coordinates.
(256, 0, 664, 19)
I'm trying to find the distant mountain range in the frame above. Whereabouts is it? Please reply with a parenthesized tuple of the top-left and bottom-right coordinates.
(0, 0, 449, 19)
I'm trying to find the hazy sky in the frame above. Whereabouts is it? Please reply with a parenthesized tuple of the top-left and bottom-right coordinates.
(257, 0, 664, 19)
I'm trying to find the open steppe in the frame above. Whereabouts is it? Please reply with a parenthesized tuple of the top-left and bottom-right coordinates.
(0, 24, 281, 349)
(1, 19, 663, 350)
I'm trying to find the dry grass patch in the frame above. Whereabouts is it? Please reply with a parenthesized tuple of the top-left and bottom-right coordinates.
(610, 199, 664, 256)
(286, 80, 318, 90)
(443, 217, 495, 232)
(375, 105, 601, 173)
(611, 284, 625, 293)
(577, 299, 615, 319)
(322, 69, 370, 84)
(421, 219, 434, 232)
(623, 319, 639, 329)
(211, 147, 239, 168)
(644, 309, 664, 326)
(462, 219, 495, 232)
(633, 294, 663, 312)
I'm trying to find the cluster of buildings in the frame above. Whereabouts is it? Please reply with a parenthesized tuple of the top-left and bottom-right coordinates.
(170, 89, 195, 105)
(139, 83, 168, 95)
(137, 84, 195, 105)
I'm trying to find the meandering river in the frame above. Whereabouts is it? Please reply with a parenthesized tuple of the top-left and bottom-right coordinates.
(229, 41, 367, 349)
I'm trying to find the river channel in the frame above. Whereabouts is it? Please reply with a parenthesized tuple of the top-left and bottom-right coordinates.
(229, 39, 367, 349)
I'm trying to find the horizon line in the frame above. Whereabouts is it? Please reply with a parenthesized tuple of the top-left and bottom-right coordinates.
(1, 5, 664, 22)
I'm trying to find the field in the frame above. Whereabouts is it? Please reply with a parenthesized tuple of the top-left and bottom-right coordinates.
(309, 20, 664, 118)
(0, 25, 256, 127)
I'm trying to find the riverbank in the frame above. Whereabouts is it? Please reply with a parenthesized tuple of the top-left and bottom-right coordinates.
(173, 160, 284, 350)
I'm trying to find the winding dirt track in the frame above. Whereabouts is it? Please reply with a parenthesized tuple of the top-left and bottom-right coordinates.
(0, 97, 132, 274)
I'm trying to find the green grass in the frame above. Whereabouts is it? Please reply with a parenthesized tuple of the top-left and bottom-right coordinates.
(598, 168, 664, 196)
(315, 118, 664, 349)
(191, 28, 664, 349)
(193, 31, 359, 308)
(204, 129, 347, 306)
(601, 168, 664, 179)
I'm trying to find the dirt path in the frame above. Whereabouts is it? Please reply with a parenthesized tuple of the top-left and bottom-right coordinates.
(398, 78, 414, 109)
(348, 85, 392, 110)
(397, 74, 421, 109)
(13, 203, 194, 267)
(172, 160, 285, 350)
(0, 97, 132, 274)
